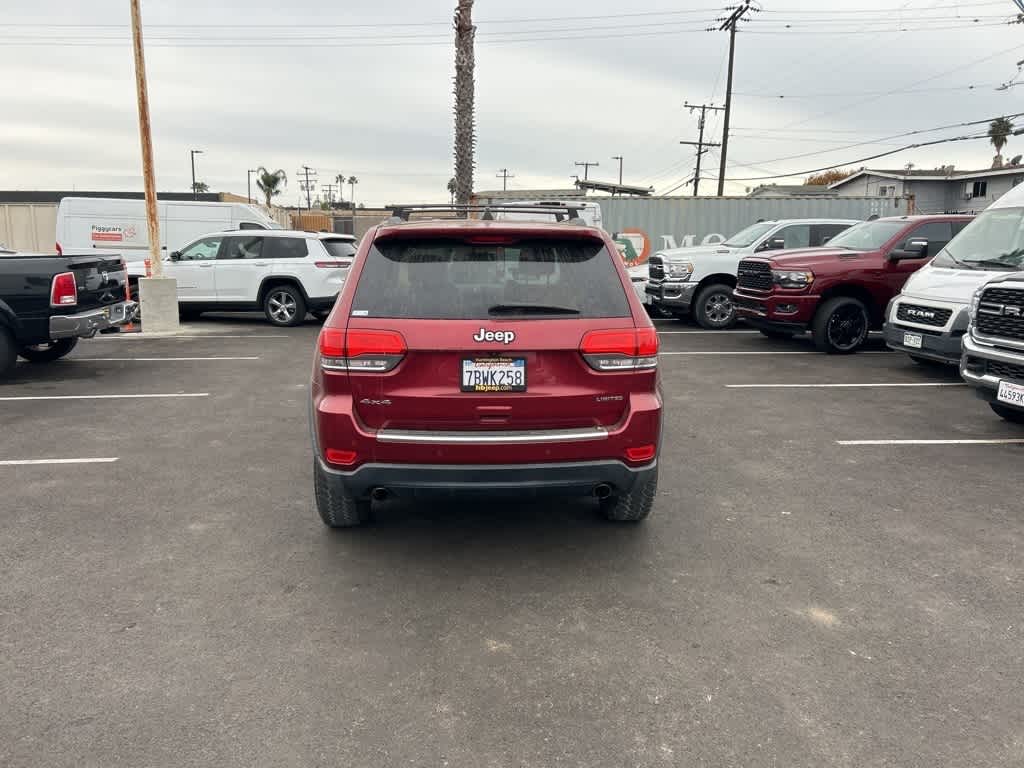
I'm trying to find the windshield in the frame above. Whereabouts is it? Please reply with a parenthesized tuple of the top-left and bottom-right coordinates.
(352, 238, 630, 319)
(824, 220, 906, 251)
(932, 207, 1024, 271)
(723, 222, 777, 248)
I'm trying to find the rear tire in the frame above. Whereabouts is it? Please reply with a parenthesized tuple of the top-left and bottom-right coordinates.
(314, 459, 371, 528)
(758, 328, 795, 340)
(179, 306, 203, 321)
(264, 285, 306, 327)
(600, 468, 658, 522)
(990, 402, 1024, 424)
(18, 338, 78, 363)
(812, 297, 870, 354)
(693, 283, 736, 330)
(0, 328, 16, 379)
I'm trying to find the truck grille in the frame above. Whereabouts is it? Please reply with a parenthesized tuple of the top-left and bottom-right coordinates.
(987, 359, 1024, 381)
(648, 256, 665, 281)
(896, 303, 952, 327)
(737, 260, 772, 291)
(976, 287, 1024, 341)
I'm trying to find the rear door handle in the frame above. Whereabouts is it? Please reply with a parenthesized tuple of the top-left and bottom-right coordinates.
(252, 262, 269, 266)
(199, 263, 214, 268)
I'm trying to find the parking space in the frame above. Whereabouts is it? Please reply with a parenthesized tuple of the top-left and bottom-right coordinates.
(2, 316, 1022, 767)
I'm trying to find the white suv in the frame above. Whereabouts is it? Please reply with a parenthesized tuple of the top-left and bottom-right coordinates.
(165, 230, 355, 326)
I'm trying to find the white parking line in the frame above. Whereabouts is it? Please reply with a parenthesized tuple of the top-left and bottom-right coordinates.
(0, 457, 119, 466)
(726, 382, 964, 388)
(81, 357, 260, 362)
(662, 351, 892, 356)
(837, 439, 1024, 446)
(0, 393, 210, 401)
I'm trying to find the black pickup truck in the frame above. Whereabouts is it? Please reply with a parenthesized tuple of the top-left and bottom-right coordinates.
(0, 249, 137, 378)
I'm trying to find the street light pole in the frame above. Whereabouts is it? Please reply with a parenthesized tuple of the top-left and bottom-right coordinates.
(247, 169, 256, 205)
(612, 156, 623, 185)
(190, 149, 203, 199)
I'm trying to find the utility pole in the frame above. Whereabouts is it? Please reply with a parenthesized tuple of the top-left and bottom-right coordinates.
(611, 156, 623, 186)
(130, 0, 178, 332)
(297, 165, 317, 212)
(247, 169, 256, 205)
(496, 168, 515, 191)
(680, 101, 724, 197)
(322, 184, 337, 205)
(570, 175, 580, 187)
(574, 161, 599, 181)
(190, 149, 203, 199)
(714, 0, 755, 196)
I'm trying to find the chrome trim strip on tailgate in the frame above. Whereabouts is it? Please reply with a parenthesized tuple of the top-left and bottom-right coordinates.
(376, 427, 609, 444)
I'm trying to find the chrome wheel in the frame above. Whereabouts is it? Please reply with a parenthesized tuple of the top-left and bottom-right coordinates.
(704, 292, 734, 325)
(268, 290, 297, 324)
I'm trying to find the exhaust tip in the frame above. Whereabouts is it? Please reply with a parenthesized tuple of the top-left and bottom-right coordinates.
(593, 483, 613, 500)
(370, 487, 390, 502)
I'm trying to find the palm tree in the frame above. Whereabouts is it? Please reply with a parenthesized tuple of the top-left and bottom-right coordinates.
(256, 167, 287, 208)
(990, 117, 1014, 166)
(453, 1, 476, 205)
(447, 177, 457, 204)
(335, 173, 346, 202)
(347, 176, 359, 207)
(191, 181, 209, 194)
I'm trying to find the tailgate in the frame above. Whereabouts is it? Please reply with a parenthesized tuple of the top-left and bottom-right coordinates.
(68, 256, 128, 309)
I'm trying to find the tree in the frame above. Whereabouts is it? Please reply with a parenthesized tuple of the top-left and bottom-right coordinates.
(990, 116, 1014, 159)
(453, 1, 476, 205)
(347, 176, 359, 206)
(335, 173, 346, 201)
(447, 177, 457, 204)
(256, 167, 287, 208)
(191, 181, 209, 194)
(805, 168, 856, 186)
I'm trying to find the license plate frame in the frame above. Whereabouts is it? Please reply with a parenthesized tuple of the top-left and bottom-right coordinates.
(903, 332, 923, 349)
(461, 357, 527, 393)
(997, 380, 1024, 407)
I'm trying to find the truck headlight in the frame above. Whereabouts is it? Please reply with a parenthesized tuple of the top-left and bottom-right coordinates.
(667, 262, 694, 279)
(968, 286, 984, 322)
(771, 269, 814, 289)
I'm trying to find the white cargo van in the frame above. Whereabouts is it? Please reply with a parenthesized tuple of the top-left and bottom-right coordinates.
(56, 197, 282, 282)
(885, 183, 1024, 364)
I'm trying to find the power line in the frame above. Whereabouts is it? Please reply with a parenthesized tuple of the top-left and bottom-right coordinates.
(680, 102, 724, 196)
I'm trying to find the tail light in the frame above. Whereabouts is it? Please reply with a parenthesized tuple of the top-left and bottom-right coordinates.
(55, 241, 63, 256)
(319, 328, 406, 373)
(50, 272, 78, 307)
(580, 328, 658, 371)
(314, 260, 352, 269)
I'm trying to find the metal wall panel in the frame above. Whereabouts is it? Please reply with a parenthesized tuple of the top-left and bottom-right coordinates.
(0, 204, 58, 252)
(599, 196, 901, 264)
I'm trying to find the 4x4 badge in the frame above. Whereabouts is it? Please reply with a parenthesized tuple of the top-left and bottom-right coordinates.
(473, 328, 516, 344)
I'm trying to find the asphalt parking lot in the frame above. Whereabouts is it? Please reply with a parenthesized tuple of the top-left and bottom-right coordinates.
(3, 314, 1022, 768)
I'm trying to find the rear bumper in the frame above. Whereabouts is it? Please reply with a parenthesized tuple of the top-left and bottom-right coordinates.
(49, 300, 137, 339)
(646, 281, 699, 310)
(883, 323, 963, 364)
(316, 455, 658, 499)
(306, 296, 338, 312)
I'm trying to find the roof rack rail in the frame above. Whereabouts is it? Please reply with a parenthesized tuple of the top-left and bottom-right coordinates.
(385, 203, 585, 223)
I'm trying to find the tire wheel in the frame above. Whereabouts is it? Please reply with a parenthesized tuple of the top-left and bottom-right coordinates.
(693, 283, 737, 330)
(600, 468, 658, 523)
(314, 459, 371, 528)
(759, 328, 795, 340)
(812, 297, 870, 354)
(264, 285, 306, 327)
(0, 328, 16, 379)
(312, 310, 331, 322)
(178, 307, 203, 321)
(990, 402, 1024, 424)
(18, 337, 78, 363)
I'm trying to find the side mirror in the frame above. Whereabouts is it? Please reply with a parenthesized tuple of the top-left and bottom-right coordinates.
(890, 239, 928, 260)
(169, 251, 182, 261)
(768, 237, 787, 250)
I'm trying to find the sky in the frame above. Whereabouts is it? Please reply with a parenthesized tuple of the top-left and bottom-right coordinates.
(2, 0, 1023, 206)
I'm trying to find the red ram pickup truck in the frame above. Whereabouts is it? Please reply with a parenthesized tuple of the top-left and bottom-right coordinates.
(732, 215, 973, 353)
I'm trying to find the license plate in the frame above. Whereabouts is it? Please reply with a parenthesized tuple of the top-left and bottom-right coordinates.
(461, 357, 527, 393)
(997, 380, 1024, 407)
(903, 332, 923, 349)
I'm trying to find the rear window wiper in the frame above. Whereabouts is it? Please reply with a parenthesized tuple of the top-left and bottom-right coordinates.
(487, 303, 581, 316)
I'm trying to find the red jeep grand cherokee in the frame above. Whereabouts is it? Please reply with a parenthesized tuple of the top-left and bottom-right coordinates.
(309, 206, 663, 527)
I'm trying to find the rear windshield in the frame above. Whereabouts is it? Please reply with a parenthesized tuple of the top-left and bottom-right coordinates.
(351, 238, 630, 319)
(323, 240, 356, 258)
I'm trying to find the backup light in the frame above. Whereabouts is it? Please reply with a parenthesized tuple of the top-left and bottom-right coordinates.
(319, 328, 407, 373)
(580, 328, 659, 371)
